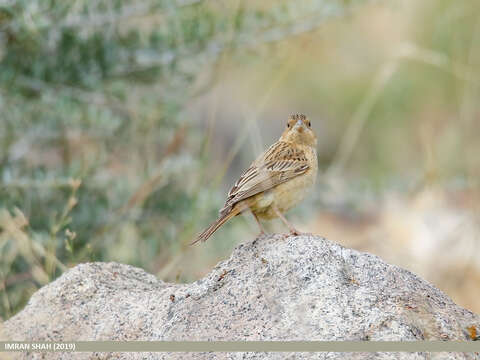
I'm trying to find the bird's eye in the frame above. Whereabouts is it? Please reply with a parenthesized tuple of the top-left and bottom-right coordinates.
(307, 121, 311, 127)
(287, 123, 290, 128)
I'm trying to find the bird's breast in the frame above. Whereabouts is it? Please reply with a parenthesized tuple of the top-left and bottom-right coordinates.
(255, 146, 317, 219)
(271, 167, 317, 212)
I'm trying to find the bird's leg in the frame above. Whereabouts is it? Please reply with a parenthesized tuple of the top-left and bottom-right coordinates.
(272, 205, 302, 236)
(251, 211, 267, 237)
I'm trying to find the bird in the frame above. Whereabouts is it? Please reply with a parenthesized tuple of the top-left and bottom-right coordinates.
(192, 114, 318, 245)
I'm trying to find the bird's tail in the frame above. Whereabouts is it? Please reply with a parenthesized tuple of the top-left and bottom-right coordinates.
(191, 207, 241, 245)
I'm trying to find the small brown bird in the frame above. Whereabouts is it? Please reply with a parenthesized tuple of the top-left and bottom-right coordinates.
(192, 114, 318, 244)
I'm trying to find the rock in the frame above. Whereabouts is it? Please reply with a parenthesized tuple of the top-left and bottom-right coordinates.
(2, 235, 479, 359)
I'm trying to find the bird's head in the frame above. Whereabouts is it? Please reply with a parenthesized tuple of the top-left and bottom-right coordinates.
(280, 114, 317, 147)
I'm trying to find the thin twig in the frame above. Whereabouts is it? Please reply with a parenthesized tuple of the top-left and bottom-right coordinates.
(120, 125, 187, 214)
(327, 61, 398, 176)
(327, 42, 480, 176)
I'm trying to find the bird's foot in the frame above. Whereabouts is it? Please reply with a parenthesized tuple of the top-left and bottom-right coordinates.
(253, 231, 270, 243)
(289, 228, 304, 236)
(279, 230, 300, 239)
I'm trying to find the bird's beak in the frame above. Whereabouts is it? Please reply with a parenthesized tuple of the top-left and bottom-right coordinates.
(293, 119, 305, 133)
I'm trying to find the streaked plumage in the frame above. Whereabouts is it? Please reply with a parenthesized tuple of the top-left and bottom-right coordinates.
(192, 114, 317, 244)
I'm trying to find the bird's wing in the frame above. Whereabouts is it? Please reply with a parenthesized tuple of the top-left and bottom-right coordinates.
(220, 141, 309, 214)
